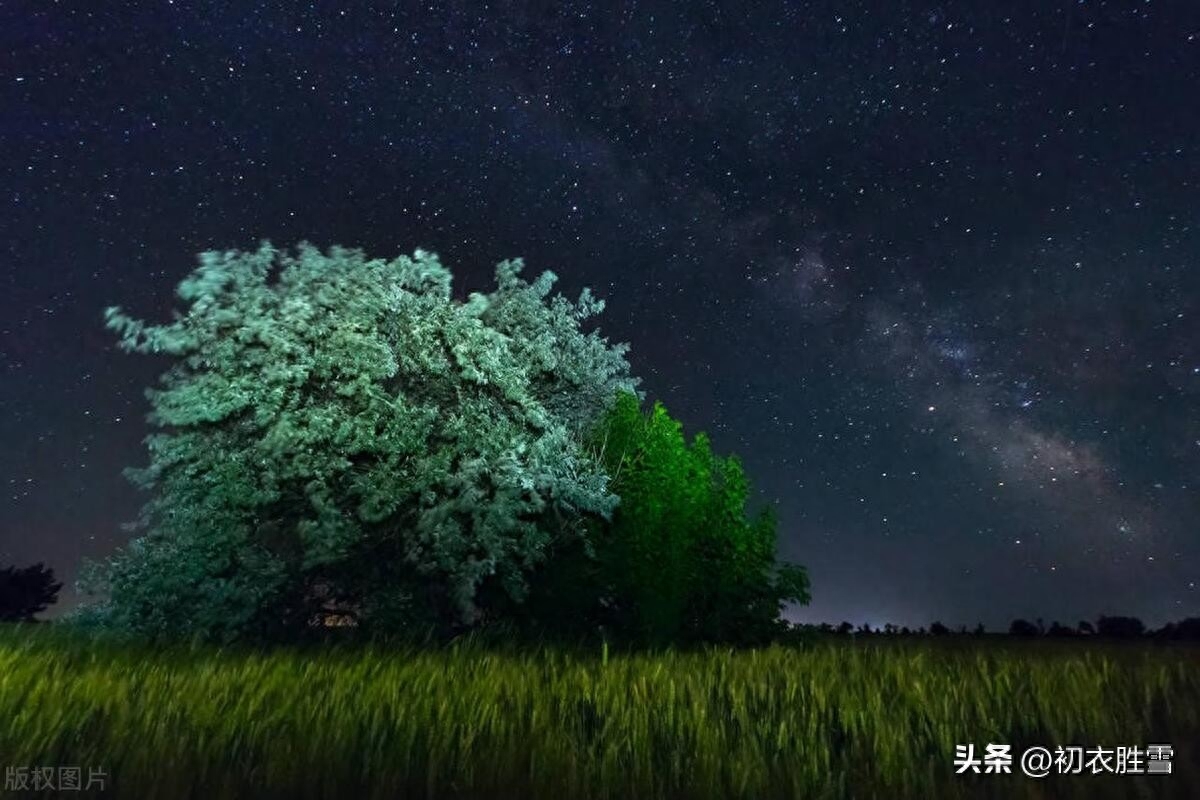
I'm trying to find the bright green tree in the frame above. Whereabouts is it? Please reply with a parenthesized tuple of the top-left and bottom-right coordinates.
(78, 243, 638, 641)
(516, 392, 811, 644)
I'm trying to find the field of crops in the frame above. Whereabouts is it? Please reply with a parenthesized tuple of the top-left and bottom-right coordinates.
(0, 625, 1196, 799)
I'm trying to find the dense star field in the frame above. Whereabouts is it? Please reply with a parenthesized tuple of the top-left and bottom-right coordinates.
(1, 2, 1198, 629)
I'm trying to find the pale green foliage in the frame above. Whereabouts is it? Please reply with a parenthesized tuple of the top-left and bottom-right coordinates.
(83, 243, 638, 640)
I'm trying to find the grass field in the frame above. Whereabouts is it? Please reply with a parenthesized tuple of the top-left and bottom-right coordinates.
(0, 624, 1196, 799)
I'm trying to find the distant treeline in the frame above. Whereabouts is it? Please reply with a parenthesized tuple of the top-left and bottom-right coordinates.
(793, 616, 1200, 640)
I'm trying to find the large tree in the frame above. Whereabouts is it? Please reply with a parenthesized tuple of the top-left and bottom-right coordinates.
(79, 243, 638, 640)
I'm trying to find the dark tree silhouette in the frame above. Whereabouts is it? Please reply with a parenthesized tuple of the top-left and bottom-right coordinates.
(1156, 618, 1200, 641)
(1095, 616, 1145, 638)
(1009, 619, 1040, 637)
(792, 615, 1197, 642)
(1046, 621, 1077, 637)
(0, 563, 62, 622)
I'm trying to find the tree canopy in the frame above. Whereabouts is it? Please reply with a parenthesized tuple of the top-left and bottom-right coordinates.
(78, 242, 810, 645)
(79, 243, 639, 640)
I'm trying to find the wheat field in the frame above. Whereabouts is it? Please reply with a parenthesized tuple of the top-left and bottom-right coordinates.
(0, 625, 1196, 799)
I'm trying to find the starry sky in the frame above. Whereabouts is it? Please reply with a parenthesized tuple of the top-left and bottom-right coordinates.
(2, 1, 1198, 630)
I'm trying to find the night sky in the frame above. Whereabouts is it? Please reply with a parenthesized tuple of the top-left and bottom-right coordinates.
(2, 2, 1198, 630)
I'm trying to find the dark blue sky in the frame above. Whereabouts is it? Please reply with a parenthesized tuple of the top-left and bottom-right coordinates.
(2, 1, 1198, 629)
